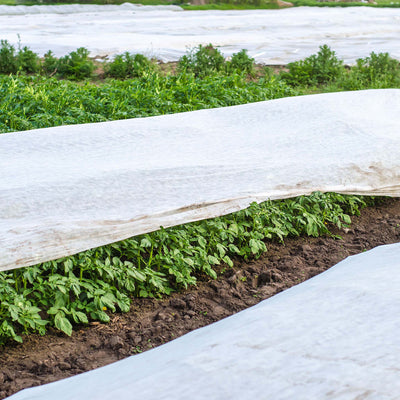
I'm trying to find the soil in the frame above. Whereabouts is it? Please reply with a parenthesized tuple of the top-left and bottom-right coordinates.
(1, 198, 399, 399)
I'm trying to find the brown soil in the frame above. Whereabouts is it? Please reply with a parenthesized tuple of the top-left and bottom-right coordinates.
(1, 198, 399, 399)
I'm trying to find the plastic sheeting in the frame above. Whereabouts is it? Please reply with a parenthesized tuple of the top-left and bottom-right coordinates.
(1, 89, 400, 273)
(8, 242, 400, 399)
(0, 5, 400, 63)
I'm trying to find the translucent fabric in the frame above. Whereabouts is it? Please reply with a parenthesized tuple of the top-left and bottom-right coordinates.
(0, 5, 399, 63)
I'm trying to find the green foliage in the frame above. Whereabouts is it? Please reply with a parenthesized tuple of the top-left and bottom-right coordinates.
(227, 49, 255, 74)
(56, 47, 95, 80)
(0, 192, 369, 344)
(17, 46, 41, 74)
(0, 40, 18, 74)
(338, 52, 400, 90)
(105, 52, 158, 79)
(0, 40, 41, 75)
(0, 71, 297, 133)
(42, 50, 59, 75)
(178, 44, 226, 77)
(282, 44, 344, 86)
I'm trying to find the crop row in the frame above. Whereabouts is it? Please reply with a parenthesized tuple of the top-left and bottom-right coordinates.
(0, 193, 372, 343)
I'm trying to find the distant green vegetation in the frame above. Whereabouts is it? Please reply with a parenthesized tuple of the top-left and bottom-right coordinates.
(0, 43, 398, 344)
(280, 45, 400, 90)
(0, 41, 399, 135)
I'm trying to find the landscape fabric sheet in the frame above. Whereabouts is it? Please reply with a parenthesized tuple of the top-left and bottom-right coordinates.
(1, 89, 400, 273)
(0, 4, 400, 64)
(8, 242, 400, 400)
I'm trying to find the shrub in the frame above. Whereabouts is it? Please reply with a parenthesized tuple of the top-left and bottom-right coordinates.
(0, 40, 18, 74)
(340, 52, 400, 90)
(178, 44, 225, 77)
(105, 52, 157, 79)
(16, 46, 40, 74)
(227, 49, 255, 74)
(56, 47, 95, 80)
(282, 44, 344, 86)
(42, 50, 59, 75)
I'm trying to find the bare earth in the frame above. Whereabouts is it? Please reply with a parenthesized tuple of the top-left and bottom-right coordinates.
(1, 198, 399, 399)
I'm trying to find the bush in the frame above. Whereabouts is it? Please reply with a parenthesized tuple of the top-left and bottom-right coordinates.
(0, 40, 18, 74)
(105, 52, 158, 79)
(17, 46, 40, 74)
(56, 47, 95, 80)
(178, 44, 226, 77)
(282, 44, 344, 86)
(0, 41, 41, 75)
(227, 49, 255, 74)
(42, 50, 58, 75)
(339, 52, 400, 90)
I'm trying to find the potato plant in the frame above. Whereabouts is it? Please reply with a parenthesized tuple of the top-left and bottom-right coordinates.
(0, 193, 370, 343)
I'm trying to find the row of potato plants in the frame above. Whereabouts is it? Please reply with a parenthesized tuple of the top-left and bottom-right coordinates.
(1, 46, 399, 135)
(0, 71, 296, 133)
(0, 193, 371, 343)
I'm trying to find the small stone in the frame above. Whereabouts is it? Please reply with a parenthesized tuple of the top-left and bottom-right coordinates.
(169, 298, 186, 309)
(127, 331, 136, 341)
(213, 306, 227, 318)
(155, 312, 169, 321)
(108, 335, 124, 350)
(301, 244, 313, 252)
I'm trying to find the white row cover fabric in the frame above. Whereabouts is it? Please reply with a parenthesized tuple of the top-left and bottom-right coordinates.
(0, 5, 399, 64)
(1, 89, 399, 272)
(8, 242, 400, 400)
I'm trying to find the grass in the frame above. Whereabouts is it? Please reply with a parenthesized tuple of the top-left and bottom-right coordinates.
(0, 43, 399, 344)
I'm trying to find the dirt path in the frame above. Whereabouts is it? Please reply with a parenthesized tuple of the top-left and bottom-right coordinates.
(1, 198, 399, 399)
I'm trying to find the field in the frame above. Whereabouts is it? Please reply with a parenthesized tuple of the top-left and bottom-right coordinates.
(0, 42, 400, 398)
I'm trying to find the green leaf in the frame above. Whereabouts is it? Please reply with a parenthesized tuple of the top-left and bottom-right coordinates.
(140, 237, 152, 248)
(197, 236, 207, 248)
(54, 313, 73, 336)
(74, 311, 89, 324)
(208, 255, 220, 265)
(223, 255, 234, 267)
